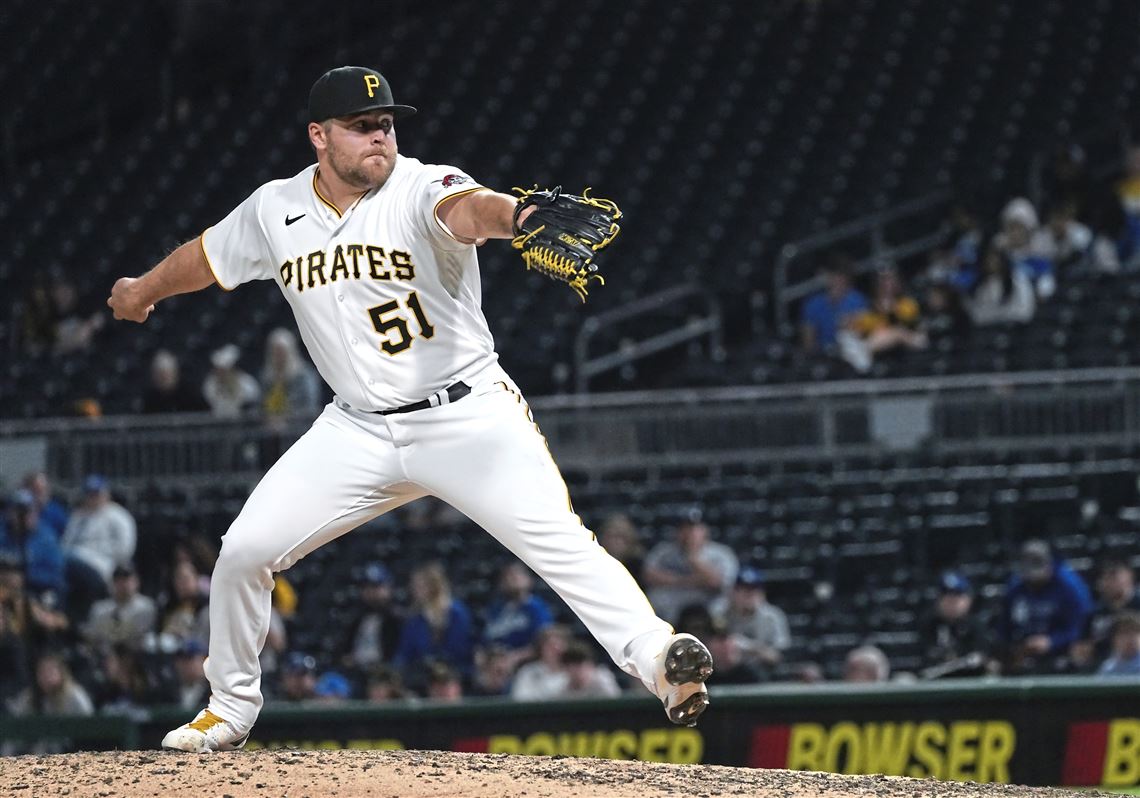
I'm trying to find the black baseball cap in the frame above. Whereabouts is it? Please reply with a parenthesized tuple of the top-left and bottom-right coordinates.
(308, 67, 417, 123)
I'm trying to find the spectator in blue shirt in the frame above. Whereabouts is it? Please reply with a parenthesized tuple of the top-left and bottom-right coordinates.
(799, 256, 869, 354)
(999, 539, 1093, 675)
(22, 472, 69, 539)
(393, 561, 475, 690)
(0, 490, 66, 599)
(483, 562, 552, 667)
(1098, 612, 1140, 676)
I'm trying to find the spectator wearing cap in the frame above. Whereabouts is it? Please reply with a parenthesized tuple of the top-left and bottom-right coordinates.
(472, 645, 516, 697)
(995, 197, 1055, 298)
(713, 567, 790, 670)
(341, 562, 403, 674)
(917, 572, 993, 678)
(642, 508, 739, 627)
(275, 652, 319, 702)
(202, 344, 261, 418)
(21, 471, 69, 539)
(314, 670, 353, 703)
(0, 489, 66, 599)
(364, 664, 410, 703)
(60, 475, 137, 597)
(551, 640, 621, 699)
(482, 562, 553, 671)
(1072, 559, 1140, 671)
(142, 350, 209, 414)
(706, 618, 767, 686)
(1097, 612, 1140, 676)
(799, 255, 869, 355)
(426, 662, 464, 702)
(172, 638, 210, 710)
(998, 540, 1093, 675)
(84, 564, 157, 653)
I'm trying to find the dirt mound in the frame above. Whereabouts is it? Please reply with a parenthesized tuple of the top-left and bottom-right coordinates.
(0, 749, 1113, 797)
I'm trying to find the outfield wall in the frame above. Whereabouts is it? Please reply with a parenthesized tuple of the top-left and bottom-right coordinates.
(3, 678, 1139, 789)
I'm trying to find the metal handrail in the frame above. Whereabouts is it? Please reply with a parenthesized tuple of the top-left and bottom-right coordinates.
(573, 283, 722, 393)
(772, 188, 953, 332)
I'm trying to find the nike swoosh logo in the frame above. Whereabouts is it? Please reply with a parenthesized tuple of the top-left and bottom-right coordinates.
(285, 214, 306, 226)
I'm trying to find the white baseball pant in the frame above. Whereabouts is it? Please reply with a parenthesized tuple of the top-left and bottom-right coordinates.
(203, 364, 672, 731)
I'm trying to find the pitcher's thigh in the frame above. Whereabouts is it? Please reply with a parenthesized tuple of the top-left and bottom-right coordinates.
(220, 412, 420, 574)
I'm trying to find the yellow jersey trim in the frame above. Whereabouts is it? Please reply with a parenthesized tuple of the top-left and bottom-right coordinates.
(433, 186, 488, 243)
(199, 230, 234, 292)
(312, 169, 343, 218)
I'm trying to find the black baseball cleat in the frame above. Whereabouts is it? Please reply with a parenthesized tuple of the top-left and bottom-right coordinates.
(653, 633, 714, 727)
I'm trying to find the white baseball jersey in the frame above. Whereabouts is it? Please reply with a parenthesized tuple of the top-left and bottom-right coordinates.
(201, 155, 496, 410)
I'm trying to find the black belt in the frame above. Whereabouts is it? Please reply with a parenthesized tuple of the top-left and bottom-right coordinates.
(371, 381, 471, 415)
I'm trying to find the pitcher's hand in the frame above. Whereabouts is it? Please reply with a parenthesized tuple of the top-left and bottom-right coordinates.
(107, 277, 155, 323)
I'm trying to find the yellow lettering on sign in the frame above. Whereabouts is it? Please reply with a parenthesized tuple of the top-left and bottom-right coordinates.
(977, 722, 1014, 783)
(787, 723, 826, 771)
(638, 728, 670, 762)
(907, 722, 946, 779)
(488, 735, 520, 754)
(668, 728, 703, 764)
(823, 722, 862, 774)
(863, 723, 914, 776)
(946, 721, 980, 781)
(364, 74, 381, 97)
(608, 730, 638, 759)
(1103, 719, 1140, 787)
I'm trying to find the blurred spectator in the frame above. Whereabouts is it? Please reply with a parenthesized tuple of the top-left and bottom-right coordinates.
(921, 281, 971, 342)
(676, 603, 717, 642)
(552, 640, 621, 699)
(1044, 143, 1092, 212)
(844, 645, 891, 683)
(61, 475, 137, 591)
(276, 652, 319, 702)
(93, 644, 156, 713)
(966, 247, 1036, 326)
(511, 624, 570, 700)
(482, 563, 552, 671)
(0, 555, 69, 650)
(84, 564, 157, 653)
(918, 572, 993, 678)
(0, 562, 30, 703)
(261, 328, 321, 421)
(313, 671, 353, 703)
(840, 266, 927, 373)
(364, 664, 410, 703)
(50, 282, 105, 355)
(713, 567, 790, 669)
(795, 662, 825, 684)
(17, 280, 57, 356)
(995, 197, 1055, 297)
(1097, 612, 1140, 676)
(258, 579, 290, 681)
(598, 513, 645, 585)
(472, 645, 516, 697)
(1115, 144, 1140, 264)
(1030, 201, 1094, 274)
(799, 255, 869, 354)
(1072, 559, 1140, 671)
(928, 204, 983, 291)
(157, 559, 210, 648)
(202, 344, 261, 418)
(393, 562, 475, 685)
(426, 662, 465, 702)
(643, 508, 739, 626)
(142, 350, 208, 414)
(21, 472, 69, 539)
(0, 489, 66, 599)
(9, 650, 94, 718)
(706, 622, 766, 686)
(341, 562, 402, 674)
(998, 540, 1093, 675)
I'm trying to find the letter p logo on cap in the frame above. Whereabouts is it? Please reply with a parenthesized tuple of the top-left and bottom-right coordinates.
(364, 74, 381, 98)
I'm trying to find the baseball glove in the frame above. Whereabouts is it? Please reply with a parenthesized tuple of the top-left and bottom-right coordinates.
(511, 186, 622, 301)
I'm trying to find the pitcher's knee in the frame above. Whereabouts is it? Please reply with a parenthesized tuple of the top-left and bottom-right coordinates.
(216, 528, 280, 577)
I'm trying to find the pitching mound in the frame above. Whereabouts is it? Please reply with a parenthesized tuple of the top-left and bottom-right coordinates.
(0, 749, 1113, 797)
